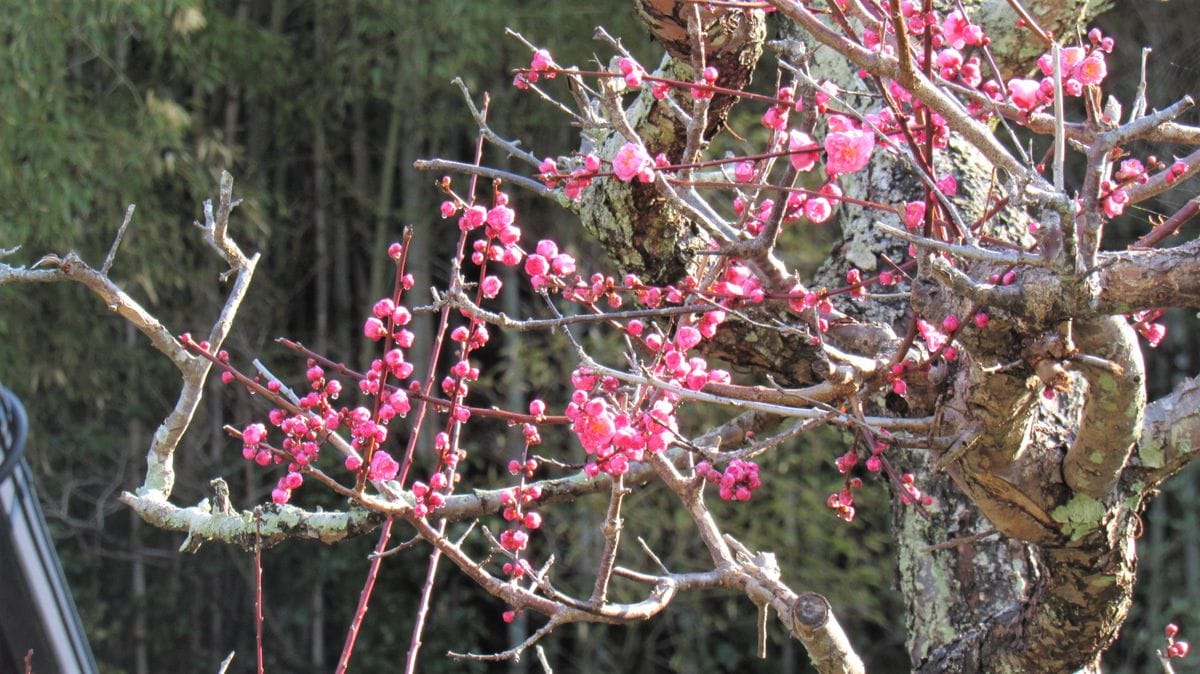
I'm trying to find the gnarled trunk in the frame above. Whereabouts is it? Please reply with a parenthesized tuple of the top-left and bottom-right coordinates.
(580, 2, 1170, 671)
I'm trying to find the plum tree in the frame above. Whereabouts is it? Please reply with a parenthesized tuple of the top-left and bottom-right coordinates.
(6, 1, 1200, 672)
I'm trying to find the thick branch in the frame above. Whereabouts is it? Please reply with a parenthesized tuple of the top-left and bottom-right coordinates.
(1062, 316, 1145, 499)
(926, 238, 1200, 322)
(1130, 374, 1200, 488)
(118, 491, 384, 550)
(1096, 238, 1200, 313)
(779, 592, 863, 674)
(7, 252, 194, 370)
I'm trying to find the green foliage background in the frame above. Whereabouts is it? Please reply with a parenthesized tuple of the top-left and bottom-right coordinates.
(0, 1, 1195, 672)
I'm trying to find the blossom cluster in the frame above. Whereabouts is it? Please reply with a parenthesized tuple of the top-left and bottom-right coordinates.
(496, 477, 544, 620)
(494, 399, 547, 586)
(1008, 31, 1111, 114)
(1164, 623, 1191, 659)
(566, 370, 679, 478)
(826, 477, 863, 523)
(552, 271, 748, 478)
(225, 238, 424, 505)
(695, 459, 762, 502)
(898, 472, 933, 507)
(214, 182, 541, 512)
(537, 154, 600, 200)
(186, 328, 349, 506)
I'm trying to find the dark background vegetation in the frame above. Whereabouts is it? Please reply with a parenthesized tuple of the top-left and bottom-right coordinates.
(0, 2, 1197, 672)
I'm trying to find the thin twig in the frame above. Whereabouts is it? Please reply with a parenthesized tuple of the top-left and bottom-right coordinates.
(1003, 0, 1052, 46)
(334, 518, 395, 674)
(369, 534, 425, 559)
(254, 510, 265, 674)
(876, 222, 1047, 267)
(413, 158, 556, 199)
(1131, 48, 1152, 122)
(1051, 42, 1065, 194)
(448, 617, 563, 662)
(404, 521, 447, 674)
(637, 536, 671, 575)
(454, 78, 542, 167)
(101, 204, 135, 275)
(589, 475, 626, 606)
(1133, 197, 1200, 249)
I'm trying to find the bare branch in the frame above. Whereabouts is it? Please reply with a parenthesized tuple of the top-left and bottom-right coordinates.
(723, 536, 865, 674)
(876, 222, 1047, 267)
(200, 171, 250, 269)
(101, 204, 136, 275)
(1096, 238, 1200, 313)
(413, 158, 559, 201)
(117, 492, 384, 550)
(448, 617, 563, 662)
(453, 77, 543, 168)
(589, 475, 626, 606)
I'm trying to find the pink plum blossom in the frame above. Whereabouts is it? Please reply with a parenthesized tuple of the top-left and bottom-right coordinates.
(903, 200, 926, 229)
(1008, 79, 1043, 112)
(1074, 55, 1107, 86)
(941, 10, 984, 50)
(367, 450, 399, 482)
(823, 128, 875, 174)
(788, 130, 820, 172)
(805, 197, 833, 223)
(917, 318, 948, 351)
(480, 275, 502, 299)
(612, 142, 654, 182)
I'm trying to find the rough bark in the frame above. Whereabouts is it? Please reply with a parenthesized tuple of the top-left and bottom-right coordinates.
(579, 2, 765, 284)
(773, 3, 1109, 665)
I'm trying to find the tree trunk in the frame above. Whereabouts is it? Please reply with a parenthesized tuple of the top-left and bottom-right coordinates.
(343, 0, 367, 360)
(130, 423, 148, 674)
(312, 3, 331, 354)
(311, 569, 326, 668)
(581, 2, 1160, 671)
